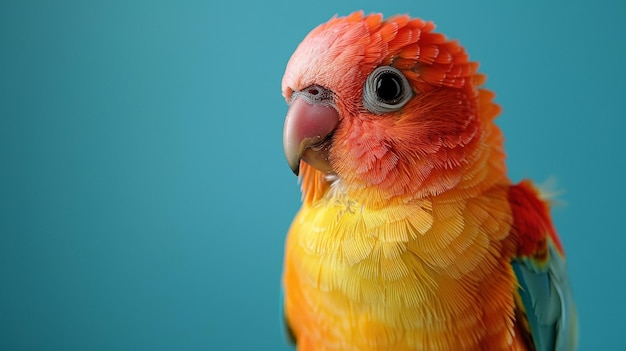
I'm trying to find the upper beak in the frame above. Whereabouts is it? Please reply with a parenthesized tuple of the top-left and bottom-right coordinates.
(283, 85, 339, 175)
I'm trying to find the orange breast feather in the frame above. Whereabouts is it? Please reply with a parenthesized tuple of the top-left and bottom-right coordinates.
(283, 181, 531, 351)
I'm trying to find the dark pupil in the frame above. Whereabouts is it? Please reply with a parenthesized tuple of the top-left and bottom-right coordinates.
(375, 72, 402, 102)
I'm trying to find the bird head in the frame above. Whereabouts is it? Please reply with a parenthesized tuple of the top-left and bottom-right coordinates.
(282, 12, 506, 204)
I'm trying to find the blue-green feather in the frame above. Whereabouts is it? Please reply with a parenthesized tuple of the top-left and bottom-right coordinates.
(512, 240, 578, 351)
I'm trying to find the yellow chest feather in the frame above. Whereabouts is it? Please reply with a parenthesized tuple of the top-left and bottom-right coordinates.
(283, 186, 522, 350)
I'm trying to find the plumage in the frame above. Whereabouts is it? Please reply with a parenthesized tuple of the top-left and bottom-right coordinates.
(280, 11, 577, 351)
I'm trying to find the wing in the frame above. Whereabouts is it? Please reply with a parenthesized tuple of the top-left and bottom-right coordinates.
(509, 181, 578, 351)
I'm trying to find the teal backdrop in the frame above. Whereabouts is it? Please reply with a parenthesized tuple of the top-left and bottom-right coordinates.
(1, 1, 624, 350)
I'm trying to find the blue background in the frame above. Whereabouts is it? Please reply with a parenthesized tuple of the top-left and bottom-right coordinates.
(1, 1, 624, 350)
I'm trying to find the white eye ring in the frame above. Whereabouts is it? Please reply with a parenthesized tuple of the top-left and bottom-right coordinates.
(363, 66, 413, 114)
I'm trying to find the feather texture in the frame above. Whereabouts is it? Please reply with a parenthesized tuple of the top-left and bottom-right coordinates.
(281, 11, 576, 351)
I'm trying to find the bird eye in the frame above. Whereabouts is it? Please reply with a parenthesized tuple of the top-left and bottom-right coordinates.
(363, 66, 413, 114)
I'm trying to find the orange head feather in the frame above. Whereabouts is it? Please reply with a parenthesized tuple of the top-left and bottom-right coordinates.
(282, 11, 506, 205)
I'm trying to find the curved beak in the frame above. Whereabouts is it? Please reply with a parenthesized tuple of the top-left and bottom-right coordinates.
(283, 85, 339, 175)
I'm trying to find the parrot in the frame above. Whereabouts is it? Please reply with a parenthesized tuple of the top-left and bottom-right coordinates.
(280, 11, 577, 351)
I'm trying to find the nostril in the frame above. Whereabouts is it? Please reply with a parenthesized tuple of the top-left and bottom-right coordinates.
(295, 85, 332, 104)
